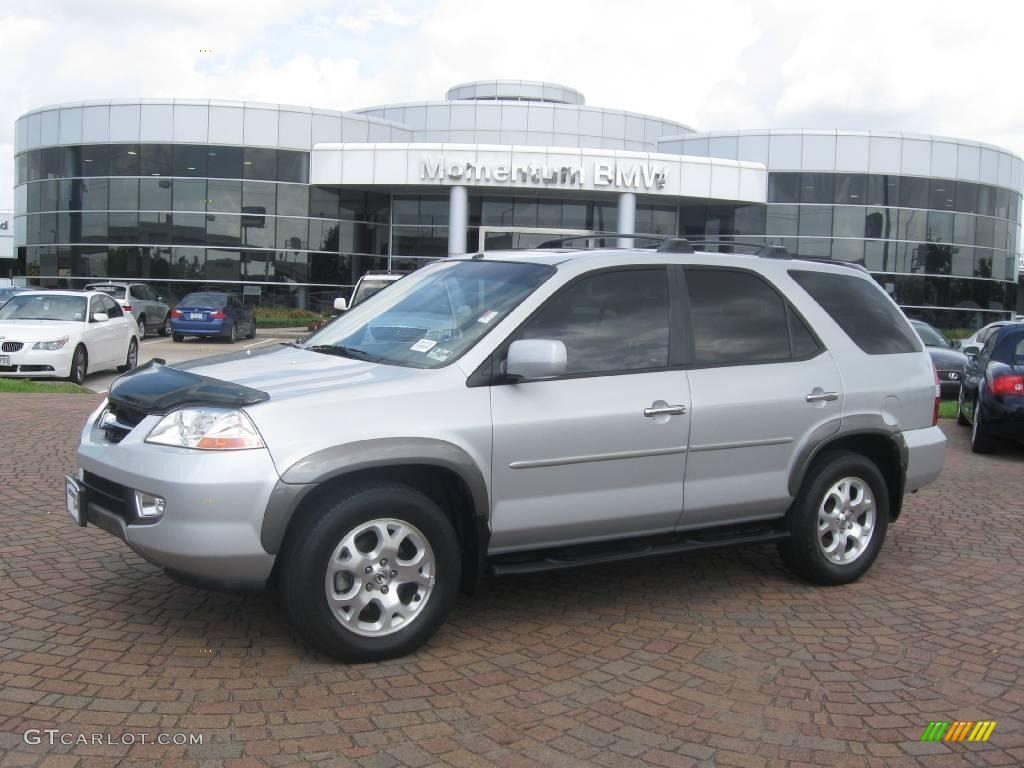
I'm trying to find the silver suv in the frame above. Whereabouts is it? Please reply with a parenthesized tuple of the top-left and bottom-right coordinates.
(66, 245, 947, 662)
(84, 282, 172, 339)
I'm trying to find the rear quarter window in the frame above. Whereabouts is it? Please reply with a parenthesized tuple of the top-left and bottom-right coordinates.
(788, 270, 922, 355)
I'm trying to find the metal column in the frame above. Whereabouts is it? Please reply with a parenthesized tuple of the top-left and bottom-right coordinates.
(617, 191, 636, 248)
(448, 185, 468, 256)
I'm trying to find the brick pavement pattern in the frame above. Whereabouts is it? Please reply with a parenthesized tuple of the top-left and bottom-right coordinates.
(0, 392, 1022, 767)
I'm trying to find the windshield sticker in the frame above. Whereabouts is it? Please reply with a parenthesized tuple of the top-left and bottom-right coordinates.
(427, 347, 453, 362)
(477, 310, 500, 324)
(410, 338, 437, 353)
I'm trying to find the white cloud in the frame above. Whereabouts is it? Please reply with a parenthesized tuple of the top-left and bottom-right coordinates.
(3, 0, 1024, 211)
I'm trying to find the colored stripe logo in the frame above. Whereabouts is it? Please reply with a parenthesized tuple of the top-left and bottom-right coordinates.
(921, 721, 996, 742)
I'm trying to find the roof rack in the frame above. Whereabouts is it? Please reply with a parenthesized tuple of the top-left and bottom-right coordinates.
(534, 232, 695, 253)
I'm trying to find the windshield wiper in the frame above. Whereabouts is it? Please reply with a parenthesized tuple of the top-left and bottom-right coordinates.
(302, 344, 381, 362)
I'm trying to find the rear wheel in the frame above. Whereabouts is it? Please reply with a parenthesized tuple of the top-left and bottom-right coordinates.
(172, 334, 184, 343)
(970, 398, 997, 454)
(956, 387, 970, 426)
(116, 337, 138, 373)
(281, 482, 460, 662)
(137, 316, 146, 339)
(158, 314, 171, 337)
(68, 345, 87, 385)
(778, 451, 889, 586)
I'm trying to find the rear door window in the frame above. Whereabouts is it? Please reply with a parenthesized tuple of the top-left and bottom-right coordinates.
(685, 268, 820, 365)
(788, 270, 921, 355)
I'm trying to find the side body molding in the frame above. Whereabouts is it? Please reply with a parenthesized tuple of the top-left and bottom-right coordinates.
(261, 437, 490, 555)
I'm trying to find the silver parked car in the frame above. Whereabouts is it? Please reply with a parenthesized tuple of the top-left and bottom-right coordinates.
(66, 245, 947, 661)
(85, 282, 171, 339)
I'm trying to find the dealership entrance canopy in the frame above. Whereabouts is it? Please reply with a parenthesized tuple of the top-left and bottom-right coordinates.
(11, 79, 1023, 324)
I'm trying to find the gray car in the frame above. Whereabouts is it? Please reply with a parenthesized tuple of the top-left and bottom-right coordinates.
(66, 245, 947, 662)
(84, 282, 171, 339)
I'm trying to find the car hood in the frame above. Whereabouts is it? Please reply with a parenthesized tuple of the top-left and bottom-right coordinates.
(926, 346, 968, 368)
(173, 343, 426, 402)
(0, 321, 83, 341)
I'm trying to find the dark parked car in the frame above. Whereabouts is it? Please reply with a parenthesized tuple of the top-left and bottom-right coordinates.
(170, 292, 256, 344)
(957, 322, 1024, 453)
(910, 320, 968, 399)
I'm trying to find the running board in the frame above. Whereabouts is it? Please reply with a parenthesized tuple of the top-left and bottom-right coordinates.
(489, 527, 790, 577)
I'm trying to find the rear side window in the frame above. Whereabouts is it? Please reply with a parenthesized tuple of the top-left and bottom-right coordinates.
(685, 268, 820, 365)
(788, 270, 921, 355)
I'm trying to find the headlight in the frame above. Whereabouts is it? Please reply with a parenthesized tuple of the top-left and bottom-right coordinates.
(145, 408, 265, 450)
(33, 336, 69, 350)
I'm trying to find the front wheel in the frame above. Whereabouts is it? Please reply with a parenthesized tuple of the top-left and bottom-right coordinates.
(226, 323, 237, 344)
(970, 399, 997, 454)
(117, 337, 138, 373)
(281, 482, 460, 662)
(778, 451, 889, 586)
(247, 320, 257, 339)
(68, 345, 87, 385)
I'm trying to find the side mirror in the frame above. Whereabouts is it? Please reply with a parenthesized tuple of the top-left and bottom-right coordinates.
(92, 312, 109, 322)
(963, 344, 980, 361)
(333, 297, 348, 313)
(506, 339, 567, 380)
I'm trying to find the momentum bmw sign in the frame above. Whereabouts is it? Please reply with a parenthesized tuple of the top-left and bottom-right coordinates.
(420, 157, 668, 190)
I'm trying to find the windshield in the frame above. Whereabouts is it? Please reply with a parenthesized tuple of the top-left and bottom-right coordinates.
(0, 294, 87, 322)
(180, 293, 227, 307)
(912, 322, 950, 348)
(303, 260, 554, 368)
(0, 289, 24, 302)
(352, 278, 397, 306)
(87, 285, 126, 299)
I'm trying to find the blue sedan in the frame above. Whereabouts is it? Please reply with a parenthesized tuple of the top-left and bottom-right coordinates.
(170, 292, 256, 344)
(958, 322, 1024, 453)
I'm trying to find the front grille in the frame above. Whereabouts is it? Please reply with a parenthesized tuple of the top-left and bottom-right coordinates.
(1, 342, 23, 352)
(939, 370, 962, 381)
(98, 401, 148, 443)
(81, 471, 133, 521)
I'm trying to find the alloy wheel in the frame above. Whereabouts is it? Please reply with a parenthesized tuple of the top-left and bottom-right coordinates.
(323, 518, 436, 637)
(137, 318, 146, 339)
(816, 476, 876, 565)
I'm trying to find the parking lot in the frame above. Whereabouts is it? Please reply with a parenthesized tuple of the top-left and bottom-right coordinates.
(0, 402, 1021, 767)
(82, 329, 305, 394)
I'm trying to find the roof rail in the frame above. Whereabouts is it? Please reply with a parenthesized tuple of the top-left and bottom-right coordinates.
(533, 232, 694, 252)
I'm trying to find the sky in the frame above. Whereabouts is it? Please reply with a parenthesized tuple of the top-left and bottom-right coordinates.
(2, 0, 1024, 211)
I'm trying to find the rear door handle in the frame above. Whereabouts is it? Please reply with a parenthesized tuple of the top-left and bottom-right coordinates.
(643, 404, 687, 417)
(805, 391, 839, 402)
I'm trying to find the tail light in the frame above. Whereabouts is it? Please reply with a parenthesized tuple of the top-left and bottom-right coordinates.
(122, 304, 132, 312)
(210, 310, 226, 320)
(171, 309, 182, 318)
(991, 374, 1024, 396)
(932, 367, 941, 426)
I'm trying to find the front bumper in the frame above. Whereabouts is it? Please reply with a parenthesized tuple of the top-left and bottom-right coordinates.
(903, 425, 947, 493)
(0, 345, 72, 377)
(74, 401, 279, 588)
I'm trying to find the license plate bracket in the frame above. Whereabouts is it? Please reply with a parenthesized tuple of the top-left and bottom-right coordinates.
(65, 474, 87, 527)
(0, 355, 9, 366)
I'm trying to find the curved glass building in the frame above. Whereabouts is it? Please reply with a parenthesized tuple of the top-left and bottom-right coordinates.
(11, 80, 1021, 325)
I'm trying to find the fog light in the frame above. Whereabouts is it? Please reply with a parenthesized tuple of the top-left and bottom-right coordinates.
(133, 490, 166, 520)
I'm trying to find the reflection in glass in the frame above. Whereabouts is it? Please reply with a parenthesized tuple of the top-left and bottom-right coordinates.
(206, 213, 242, 247)
(798, 206, 832, 237)
(277, 184, 309, 217)
(174, 145, 208, 178)
(80, 145, 109, 177)
(898, 177, 929, 209)
(173, 179, 207, 212)
(834, 174, 867, 204)
(109, 144, 141, 176)
(276, 217, 309, 251)
(926, 211, 953, 243)
(206, 146, 242, 179)
(109, 178, 139, 210)
(140, 144, 173, 176)
(243, 147, 276, 180)
(767, 173, 800, 204)
(831, 238, 864, 263)
(139, 178, 173, 210)
(800, 173, 834, 204)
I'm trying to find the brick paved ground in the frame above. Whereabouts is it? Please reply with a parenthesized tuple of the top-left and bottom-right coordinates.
(0, 393, 1022, 768)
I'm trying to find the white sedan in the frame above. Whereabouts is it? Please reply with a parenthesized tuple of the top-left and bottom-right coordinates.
(0, 291, 138, 385)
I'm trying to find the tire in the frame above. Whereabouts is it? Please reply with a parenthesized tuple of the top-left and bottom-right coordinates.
(116, 337, 138, 373)
(172, 334, 184, 343)
(281, 482, 460, 663)
(956, 387, 970, 426)
(970, 398, 997, 454)
(68, 345, 87, 385)
(247, 320, 257, 339)
(136, 316, 146, 339)
(226, 323, 237, 344)
(158, 314, 171, 337)
(778, 451, 889, 586)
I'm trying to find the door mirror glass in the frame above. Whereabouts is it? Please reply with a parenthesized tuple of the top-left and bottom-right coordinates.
(333, 297, 348, 313)
(963, 344, 980, 359)
(92, 312, 109, 322)
(506, 339, 567, 380)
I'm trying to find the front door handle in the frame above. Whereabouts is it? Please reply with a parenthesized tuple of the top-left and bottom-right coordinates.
(643, 404, 687, 417)
(805, 391, 839, 403)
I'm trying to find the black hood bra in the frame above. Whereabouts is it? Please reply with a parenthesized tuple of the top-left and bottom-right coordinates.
(107, 360, 269, 415)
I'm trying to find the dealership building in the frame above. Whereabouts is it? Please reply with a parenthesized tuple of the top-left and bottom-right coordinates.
(10, 79, 1023, 324)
